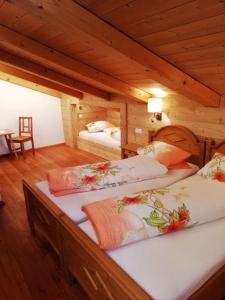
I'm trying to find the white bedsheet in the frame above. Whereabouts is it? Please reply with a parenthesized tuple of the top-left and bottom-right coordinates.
(36, 165, 198, 224)
(79, 130, 120, 149)
(79, 217, 225, 300)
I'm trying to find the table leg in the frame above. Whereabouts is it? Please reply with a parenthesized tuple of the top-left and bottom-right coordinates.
(5, 134, 18, 159)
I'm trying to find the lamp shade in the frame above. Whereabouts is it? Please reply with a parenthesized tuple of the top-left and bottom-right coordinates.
(148, 98, 162, 113)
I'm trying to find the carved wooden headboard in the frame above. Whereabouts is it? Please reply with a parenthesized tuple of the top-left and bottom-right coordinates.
(148, 125, 205, 167)
(205, 139, 225, 163)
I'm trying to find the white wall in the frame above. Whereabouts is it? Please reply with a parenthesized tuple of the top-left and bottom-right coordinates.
(0, 79, 64, 154)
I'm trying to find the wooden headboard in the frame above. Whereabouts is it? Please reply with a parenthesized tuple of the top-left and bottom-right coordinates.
(149, 125, 205, 167)
(205, 139, 225, 162)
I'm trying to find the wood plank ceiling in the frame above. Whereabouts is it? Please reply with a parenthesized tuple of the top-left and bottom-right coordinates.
(0, 0, 224, 106)
(75, 0, 225, 95)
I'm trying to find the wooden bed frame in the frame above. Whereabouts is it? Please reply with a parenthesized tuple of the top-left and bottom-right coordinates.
(149, 125, 205, 167)
(205, 138, 225, 163)
(23, 126, 225, 300)
(77, 136, 121, 161)
(75, 102, 126, 161)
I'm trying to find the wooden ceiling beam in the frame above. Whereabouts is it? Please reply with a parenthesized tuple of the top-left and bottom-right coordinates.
(0, 26, 109, 100)
(0, 63, 83, 99)
(0, 25, 151, 102)
(0, 50, 110, 100)
(11, 0, 221, 107)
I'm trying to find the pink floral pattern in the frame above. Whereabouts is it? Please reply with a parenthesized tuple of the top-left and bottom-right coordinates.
(77, 161, 122, 190)
(47, 155, 168, 196)
(82, 175, 98, 185)
(115, 188, 192, 235)
(198, 152, 225, 182)
(82, 176, 225, 249)
(213, 171, 225, 182)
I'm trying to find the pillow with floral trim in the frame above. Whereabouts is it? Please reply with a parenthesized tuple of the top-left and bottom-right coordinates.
(198, 152, 225, 182)
(137, 141, 191, 167)
(104, 126, 119, 136)
(86, 121, 114, 133)
(104, 127, 121, 141)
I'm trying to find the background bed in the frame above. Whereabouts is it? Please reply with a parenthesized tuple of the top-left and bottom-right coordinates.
(74, 102, 124, 160)
(77, 130, 121, 161)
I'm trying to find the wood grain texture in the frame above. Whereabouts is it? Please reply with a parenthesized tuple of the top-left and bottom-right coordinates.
(74, 0, 225, 95)
(0, 144, 103, 300)
(0, 64, 62, 98)
(1, 0, 221, 106)
(0, 23, 150, 102)
(205, 138, 225, 163)
(149, 125, 205, 167)
(0, 48, 107, 100)
(10, 0, 220, 106)
(126, 95, 225, 146)
(61, 94, 127, 158)
(77, 137, 121, 161)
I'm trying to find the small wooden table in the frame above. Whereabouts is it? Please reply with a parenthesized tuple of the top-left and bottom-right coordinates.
(0, 129, 18, 159)
(122, 143, 143, 158)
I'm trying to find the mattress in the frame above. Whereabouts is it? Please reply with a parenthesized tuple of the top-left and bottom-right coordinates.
(36, 164, 198, 224)
(79, 130, 120, 149)
(79, 217, 225, 300)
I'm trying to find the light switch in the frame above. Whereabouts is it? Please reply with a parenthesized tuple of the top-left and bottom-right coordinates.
(135, 128, 142, 134)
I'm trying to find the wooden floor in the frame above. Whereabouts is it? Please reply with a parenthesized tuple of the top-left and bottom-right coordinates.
(0, 145, 105, 300)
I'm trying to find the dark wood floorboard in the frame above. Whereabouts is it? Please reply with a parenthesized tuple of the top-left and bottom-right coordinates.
(0, 145, 104, 300)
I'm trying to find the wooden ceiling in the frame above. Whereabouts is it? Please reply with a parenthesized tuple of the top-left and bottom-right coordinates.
(0, 0, 224, 107)
(75, 0, 225, 95)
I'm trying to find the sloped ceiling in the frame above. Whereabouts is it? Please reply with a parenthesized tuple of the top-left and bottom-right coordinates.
(0, 0, 223, 106)
(74, 0, 225, 95)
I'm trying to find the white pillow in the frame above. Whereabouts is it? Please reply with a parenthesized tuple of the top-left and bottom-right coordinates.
(86, 121, 114, 133)
(124, 155, 168, 180)
(113, 129, 121, 142)
(104, 127, 121, 141)
(198, 152, 225, 182)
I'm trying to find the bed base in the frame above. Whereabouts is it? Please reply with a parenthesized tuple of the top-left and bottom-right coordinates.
(23, 180, 63, 256)
(23, 177, 225, 300)
(77, 136, 121, 161)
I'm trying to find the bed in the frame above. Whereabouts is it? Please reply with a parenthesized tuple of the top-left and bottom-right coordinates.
(79, 130, 121, 149)
(23, 125, 210, 298)
(80, 217, 225, 300)
(36, 165, 198, 224)
(59, 139, 225, 300)
(78, 165, 225, 296)
(77, 129, 121, 161)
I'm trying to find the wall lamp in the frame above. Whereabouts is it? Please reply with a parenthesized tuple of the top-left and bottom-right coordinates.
(148, 98, 163, 121)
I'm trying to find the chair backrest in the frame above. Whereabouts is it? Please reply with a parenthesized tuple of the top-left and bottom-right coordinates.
(19, 117, 33, 137)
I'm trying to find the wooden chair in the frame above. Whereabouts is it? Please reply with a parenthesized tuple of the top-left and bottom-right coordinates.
(12, 117, 35, 158)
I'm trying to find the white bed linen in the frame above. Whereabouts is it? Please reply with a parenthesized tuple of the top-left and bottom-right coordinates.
(79, 130, 120, 149)
(79, 217, 225, 300)
(36, 165, 198, 224)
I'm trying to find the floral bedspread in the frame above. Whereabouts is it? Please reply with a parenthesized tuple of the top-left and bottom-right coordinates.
(82, 174, 225, 249)
(47, 155, 167, 196)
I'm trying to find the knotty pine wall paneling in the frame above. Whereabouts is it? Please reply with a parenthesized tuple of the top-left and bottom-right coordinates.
(127, 95, 225, 145)
(61, 94, 128, 148)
